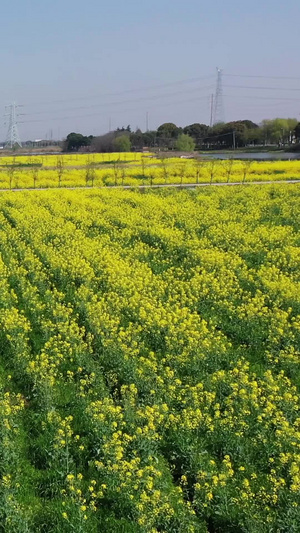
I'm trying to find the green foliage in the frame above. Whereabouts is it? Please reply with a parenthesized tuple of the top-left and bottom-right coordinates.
(175, 133, 195, 152)
(261, 118, 298, 145)
(63, 117, 299, 153)
(113, 135, 131, 152)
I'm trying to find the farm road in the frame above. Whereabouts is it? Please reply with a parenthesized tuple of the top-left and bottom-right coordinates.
(0, 179, 299, 193)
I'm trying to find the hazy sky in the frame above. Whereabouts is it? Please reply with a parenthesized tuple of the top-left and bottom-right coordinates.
(1, 0, 300, 140)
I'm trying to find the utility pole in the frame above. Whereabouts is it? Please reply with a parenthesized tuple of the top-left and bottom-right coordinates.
(233, 130, 236, 150)
(210, 94, 214, 127)
(5, 103, 22, 148)
(146, 111, 149, 132)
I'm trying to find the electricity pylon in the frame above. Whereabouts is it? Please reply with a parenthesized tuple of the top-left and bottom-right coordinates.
(5, 103, 22, 148)
(213, 68, 225, 125)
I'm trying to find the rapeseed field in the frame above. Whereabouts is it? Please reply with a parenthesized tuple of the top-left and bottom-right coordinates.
(0, 185, 299, 531)
(0, 153, 299, 188)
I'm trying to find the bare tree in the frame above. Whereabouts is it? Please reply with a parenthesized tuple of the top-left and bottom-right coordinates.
(242, 160, 253, 183)
(141, 156, 146, 177)
(56, 156, 65, 187)
(208, 160, 216, 184)
(32, 166, 39, 189)
(180, 161, 186, 185)
(121, 167, 126, 186)
(148, 169, 154, 187)
(222, 158, 234, 183)
(160, 155, 168, 184)
(85, 155, 96, 187)
(195, 159, 204, 184)
(7, 156, 17, 189)
(113, 160, 121, 186)
(7, 166, 14, 189)
(30, 158, 41, 189)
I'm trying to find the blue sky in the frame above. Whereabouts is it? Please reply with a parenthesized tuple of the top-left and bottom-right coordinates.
(1, 0, 300, 140)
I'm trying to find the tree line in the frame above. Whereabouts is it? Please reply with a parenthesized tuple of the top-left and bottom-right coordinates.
(64, 118, 300, 153)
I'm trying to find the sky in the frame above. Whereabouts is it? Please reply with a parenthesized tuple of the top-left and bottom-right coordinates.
(1, 0, 300, 141)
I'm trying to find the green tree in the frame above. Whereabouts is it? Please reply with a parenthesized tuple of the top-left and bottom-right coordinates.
(183, 123, 209, 145)
(175, 134, 195, 152)
(157, 123, 180, 138)
(64, 132, 93, 151)
(261, 118, 298, 145)
(114, 135, 131, 152)
(294, 123, 300, 142)
(209, 120, 259, 149)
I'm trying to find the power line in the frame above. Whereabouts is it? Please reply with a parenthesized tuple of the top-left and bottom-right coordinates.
(21, 84, 214, 118)
(201, 131, 234, 141)
(224, 93, 300, 101)
(224, 100, 300, 109)
(224, 73, 300, 81)
(21, 73, 300, 110)
(224, 84, 300, 92)
(15, 72, 300, 119)
(12, 70, 300, 134)
(20, 94, 212, 125)
(24, 75, 215, 108)
(19, 88, 299, 127)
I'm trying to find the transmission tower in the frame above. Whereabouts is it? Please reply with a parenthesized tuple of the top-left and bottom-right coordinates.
(213, 68, 225, 125)
(5, 103, 22, 148)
